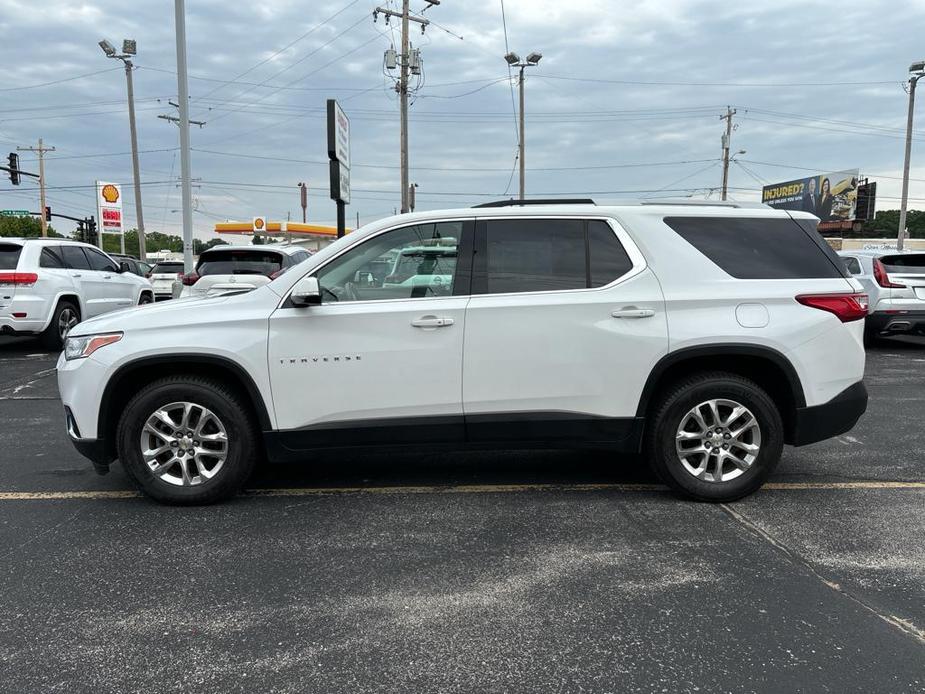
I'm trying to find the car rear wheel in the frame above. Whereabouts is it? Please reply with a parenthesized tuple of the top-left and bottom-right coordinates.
(41, 300, 80, 350)
(138, 293, 153, 305)
(117, 376, 258, 505)
(645, 372, 783, 502)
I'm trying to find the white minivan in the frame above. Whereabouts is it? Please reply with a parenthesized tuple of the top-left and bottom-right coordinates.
(58, 201, 868, 505)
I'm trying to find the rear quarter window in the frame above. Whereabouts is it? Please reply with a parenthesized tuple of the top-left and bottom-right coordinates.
(663, 216, 846, 279)
(0, 243, 23, 270)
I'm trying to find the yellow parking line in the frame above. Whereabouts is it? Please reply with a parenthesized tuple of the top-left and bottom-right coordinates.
(0, 480, 923, 501)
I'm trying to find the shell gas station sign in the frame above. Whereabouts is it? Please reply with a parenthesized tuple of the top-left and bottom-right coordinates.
(95, 181, 123, 235)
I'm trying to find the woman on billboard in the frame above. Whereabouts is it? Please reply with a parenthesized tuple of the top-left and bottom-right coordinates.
(817, 177, 833, 220)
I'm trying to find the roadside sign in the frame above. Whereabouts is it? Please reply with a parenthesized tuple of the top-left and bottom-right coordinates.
(0, 210, 30, 217)
(326, 99, 350, 168)
(329, 160, 350, 205)
(95, 181, 124, 235)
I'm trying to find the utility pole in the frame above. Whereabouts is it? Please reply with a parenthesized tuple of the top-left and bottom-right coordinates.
(720, 106, 736, 201)
(374, 1, 436, 213)
(99, 39, 146, 261)
(173, 0, 195, 273)
(18, 139, 55, 237)
(504, 52, 543, 200)
(898, 61, 925, 251)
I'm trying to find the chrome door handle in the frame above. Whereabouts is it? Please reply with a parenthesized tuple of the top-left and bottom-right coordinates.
(612, 308, 655, 319)
(71, 273, 82, 278)
(411, 316, 454, 328)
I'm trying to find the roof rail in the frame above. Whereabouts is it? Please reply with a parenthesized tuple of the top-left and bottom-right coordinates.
(638, 198, 767, 209)
(472, 198, 596, 208)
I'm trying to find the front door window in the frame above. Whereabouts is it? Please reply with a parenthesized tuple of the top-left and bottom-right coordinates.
(316, 221, 462, 302)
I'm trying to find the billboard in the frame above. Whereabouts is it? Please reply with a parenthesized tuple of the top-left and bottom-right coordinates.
(95, 181, 124, 235)
(761, 170, 859, 222)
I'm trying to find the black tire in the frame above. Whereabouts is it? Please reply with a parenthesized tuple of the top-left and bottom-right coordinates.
(116, 376, 258, 505)
(644, 371, 784, 502)
(40, 299, 80, 350)
(138, 292, 153, 305)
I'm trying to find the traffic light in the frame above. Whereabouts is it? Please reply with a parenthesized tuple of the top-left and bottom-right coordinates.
(7, 153, 19, 185)
(44, 206, 51, 222)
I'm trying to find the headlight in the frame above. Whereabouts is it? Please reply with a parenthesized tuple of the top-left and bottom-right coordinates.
(64, 332, 123, 361)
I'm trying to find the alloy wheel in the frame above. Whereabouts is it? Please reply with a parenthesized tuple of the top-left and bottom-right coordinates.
(139, 401, 229, 486)
(675, 398, 761, 483)
(58, 307, 79, 341)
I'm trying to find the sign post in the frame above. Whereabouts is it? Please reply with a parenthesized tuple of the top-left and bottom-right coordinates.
(326, 99, 350, 238)
(95, 181, 124, 251)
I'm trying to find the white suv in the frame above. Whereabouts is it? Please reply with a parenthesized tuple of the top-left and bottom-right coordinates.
(57, 201, 868, 505)
(1, 238, 154, 349)
(838, 250, 925, 340)
(173, 245, 313, 299)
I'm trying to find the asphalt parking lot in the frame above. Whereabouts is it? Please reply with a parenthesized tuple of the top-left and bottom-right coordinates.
(0, 335, 923, 693)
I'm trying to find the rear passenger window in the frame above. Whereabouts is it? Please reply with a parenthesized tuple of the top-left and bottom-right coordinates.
(664, 217, 845, 279)
(40, 247, 65, 268)
(483, 219, 587, 293)
(61, 246, 91, 270)
(589, 221, 633, 287)
(84, 248, 119, 272)
(880, 254, 925, 273)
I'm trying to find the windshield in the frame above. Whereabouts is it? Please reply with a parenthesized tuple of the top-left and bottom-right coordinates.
(196, 250, 283, 277)
(0, 244, 23, 270)
(152, 262, 183, 274)
(880, 254, 925, 274)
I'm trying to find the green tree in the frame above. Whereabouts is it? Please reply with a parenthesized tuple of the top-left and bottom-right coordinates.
(859, 209, 925, 238)
(0, 215, 61, 238)
(193, 237, 228, 254)
(251, 234, 264, 245)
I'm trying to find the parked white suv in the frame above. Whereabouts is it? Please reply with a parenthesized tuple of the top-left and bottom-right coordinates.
(1, 238, 154, 349)
(174, 245, 313, 299)
(57, 201, 868, 505)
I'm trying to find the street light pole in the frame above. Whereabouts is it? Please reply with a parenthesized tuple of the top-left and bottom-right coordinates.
(173, 0, 195, 274)
(898, 60, 925, 252)
(99, 39, 146, 260)
(505, 51, 542, 201)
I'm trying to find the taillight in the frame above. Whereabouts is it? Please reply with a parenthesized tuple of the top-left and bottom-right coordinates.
(796, 293, 869, 322)
(0, 272, 39, 285)
(873, 258, 905, 288)
(180, 272, 200, 286)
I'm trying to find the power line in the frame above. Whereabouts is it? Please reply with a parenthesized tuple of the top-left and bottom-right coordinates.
(535, 73, 903, 88)
(0, 67, 123, 91)
(190, 0, 364, 106)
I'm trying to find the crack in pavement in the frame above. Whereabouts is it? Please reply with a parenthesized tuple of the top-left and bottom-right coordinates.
(719, 502, 925, 646)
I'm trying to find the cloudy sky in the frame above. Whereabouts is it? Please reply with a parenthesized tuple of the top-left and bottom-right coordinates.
(1, 0, 924, 240)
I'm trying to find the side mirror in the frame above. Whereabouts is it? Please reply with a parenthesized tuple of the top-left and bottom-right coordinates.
(290, 276, 321, 307)
(119, 261, 132, 274)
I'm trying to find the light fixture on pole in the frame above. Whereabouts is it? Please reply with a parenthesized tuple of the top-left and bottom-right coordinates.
(99, 37, 146, 260)
(504, 50, 542, 201)
(898, 60, 925, 251)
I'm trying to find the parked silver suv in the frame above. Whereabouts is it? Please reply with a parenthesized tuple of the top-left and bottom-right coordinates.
(0, 238, 154, 348)
(838, 250, 925, 340)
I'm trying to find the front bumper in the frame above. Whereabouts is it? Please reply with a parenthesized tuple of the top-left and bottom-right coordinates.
(791, 381, 868, 446)
(64, 406, 112, 474)
(867, 310, 925, 336)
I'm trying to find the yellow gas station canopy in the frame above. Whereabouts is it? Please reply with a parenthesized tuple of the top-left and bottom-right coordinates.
(214, 221, 349, 236)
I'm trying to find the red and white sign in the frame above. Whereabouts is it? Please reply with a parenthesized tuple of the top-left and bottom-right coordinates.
(96, 181, 124, 234)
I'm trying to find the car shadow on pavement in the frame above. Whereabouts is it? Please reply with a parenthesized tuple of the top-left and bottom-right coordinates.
(250, 448, 659, 490)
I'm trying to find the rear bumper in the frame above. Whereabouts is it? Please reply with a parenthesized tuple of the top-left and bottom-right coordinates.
(791, 381, 867, 446)
(867, 310, 925, 335)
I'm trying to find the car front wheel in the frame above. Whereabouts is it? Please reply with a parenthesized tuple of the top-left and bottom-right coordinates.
(117, 376, 258, 504)
(645, 372, 783, 502)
